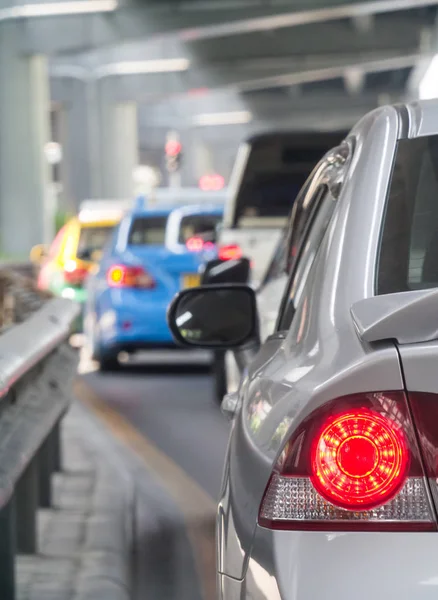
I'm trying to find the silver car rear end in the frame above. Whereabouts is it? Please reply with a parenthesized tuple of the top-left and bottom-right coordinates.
(218, 100, 438, 599)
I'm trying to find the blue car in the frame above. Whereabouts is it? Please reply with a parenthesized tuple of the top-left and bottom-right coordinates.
(84, 202, 223, 370)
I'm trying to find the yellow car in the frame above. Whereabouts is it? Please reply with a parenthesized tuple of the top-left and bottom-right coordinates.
(30, 201, 127, 329)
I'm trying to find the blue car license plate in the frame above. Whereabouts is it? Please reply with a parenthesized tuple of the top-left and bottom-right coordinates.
(181, 273, 201, 288)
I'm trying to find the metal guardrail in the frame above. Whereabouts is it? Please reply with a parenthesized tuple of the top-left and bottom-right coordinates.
(0, 262, 35, 280)
(0, 296, 79, 599)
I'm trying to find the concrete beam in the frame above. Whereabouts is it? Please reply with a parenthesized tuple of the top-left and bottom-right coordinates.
(21, 0, 438, 55)
(50, 51, 420, 102)
(137, 90, 400, 129)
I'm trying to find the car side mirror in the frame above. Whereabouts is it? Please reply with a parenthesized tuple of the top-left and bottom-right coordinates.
(29, 244, 48, 265)
(168, 284, 257, 349)
(200, 258, 251, 285)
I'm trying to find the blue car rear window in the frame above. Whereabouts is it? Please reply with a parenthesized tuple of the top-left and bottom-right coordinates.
(128, 216, 168, 245)
(178, 214, 222, 244)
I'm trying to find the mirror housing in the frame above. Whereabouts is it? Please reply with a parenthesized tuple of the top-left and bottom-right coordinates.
(29, 244, 48, 265)
(168, 284, 258, 349)
(200, 257, 250, 285)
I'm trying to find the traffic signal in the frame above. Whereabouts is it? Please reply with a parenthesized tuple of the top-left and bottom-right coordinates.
(165, 140, 182, 172)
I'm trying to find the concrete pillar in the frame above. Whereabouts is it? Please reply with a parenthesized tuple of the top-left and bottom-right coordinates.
(0, 22, 52, 255)
(100, 100, 139, 199)
(193, 133, 214, 181)
(60, 79, 94, 209)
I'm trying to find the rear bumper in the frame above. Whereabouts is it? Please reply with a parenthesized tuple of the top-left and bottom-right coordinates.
(218, 522, 438, 600)
(98, 299, 175, 349)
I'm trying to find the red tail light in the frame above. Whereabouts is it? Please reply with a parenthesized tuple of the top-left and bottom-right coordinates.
(106, 265, 155, 289)
(218, 244, 242, 261)
(186, 236, 205, 252)
(259, 392, 435, 531)
(407, 392, 438, 505)
(63, 262, 89, 286)
(311, 409, 409, 510)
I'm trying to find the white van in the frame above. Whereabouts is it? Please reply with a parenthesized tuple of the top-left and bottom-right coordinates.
(220, 131, 347, 285)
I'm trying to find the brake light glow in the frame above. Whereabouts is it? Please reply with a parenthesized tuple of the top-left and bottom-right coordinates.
(106, 264, 155, 289)
(311, 409, 409, 510)
(199, 174, 224, 191)
(259, 392, 435, 531)
(218, 244, 242, 261)
(186, 236, 204, 252)
(63, 261, 89, 286)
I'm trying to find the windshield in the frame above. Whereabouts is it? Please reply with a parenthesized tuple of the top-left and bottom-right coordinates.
(178, 214, 222, 244)
(77, 225, 115, 260)
(128, 216, 168, 246)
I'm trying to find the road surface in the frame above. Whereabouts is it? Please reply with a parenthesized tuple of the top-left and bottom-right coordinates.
(76, 350, 231, 600)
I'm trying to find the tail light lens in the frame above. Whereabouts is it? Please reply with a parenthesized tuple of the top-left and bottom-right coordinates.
(63, 261, 89, 286)
(106, 265, 155, 289)
(218, 244, 242, 261)
(259, 392, 435, 531)
(186, 236, 205, 252)
(407, 392, 438, 512)
(186, 237, 216, 252)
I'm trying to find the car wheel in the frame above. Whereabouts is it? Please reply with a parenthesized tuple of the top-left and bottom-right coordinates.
(212, 350, 227, 404)
(98, 353, 120, 372)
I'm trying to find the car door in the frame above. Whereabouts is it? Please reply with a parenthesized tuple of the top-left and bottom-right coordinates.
(218, 146, 349, 579)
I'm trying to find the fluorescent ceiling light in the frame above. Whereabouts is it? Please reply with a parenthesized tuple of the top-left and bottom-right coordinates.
(0, 0, 117, 19)
(419, 55, 438, 100)
(193, 111, 252, 126)
(97, 59, 190, 77)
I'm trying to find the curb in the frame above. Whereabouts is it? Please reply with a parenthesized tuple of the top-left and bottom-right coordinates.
(62, 401, 135, 600)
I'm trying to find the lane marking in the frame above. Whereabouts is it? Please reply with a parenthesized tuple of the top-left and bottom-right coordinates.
(73, 377, 217, 600)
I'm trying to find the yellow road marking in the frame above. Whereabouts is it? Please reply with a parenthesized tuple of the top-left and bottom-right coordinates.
(73, 377, 217, 600)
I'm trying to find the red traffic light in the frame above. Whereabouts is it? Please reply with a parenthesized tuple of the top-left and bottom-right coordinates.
(165, 140, 182, 156)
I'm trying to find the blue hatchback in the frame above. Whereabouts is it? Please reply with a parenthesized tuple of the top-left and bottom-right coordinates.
(84, 202, 223, 370)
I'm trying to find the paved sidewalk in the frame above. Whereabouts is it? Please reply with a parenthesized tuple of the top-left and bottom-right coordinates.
(16, 401, 133, 600)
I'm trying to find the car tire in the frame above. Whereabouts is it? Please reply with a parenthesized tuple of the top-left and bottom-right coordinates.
(213, 350, 227, 404)
(98, 353, 120, 372)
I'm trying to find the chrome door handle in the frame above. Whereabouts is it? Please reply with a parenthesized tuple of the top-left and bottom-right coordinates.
(221, 392, 241, 421)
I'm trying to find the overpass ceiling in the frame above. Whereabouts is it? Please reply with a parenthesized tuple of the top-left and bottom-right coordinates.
(47, 0, 438, 109)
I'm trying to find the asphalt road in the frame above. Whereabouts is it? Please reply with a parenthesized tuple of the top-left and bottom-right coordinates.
(78, 350, 231, 600)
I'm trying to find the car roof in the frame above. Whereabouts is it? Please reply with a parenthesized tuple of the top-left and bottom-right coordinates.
(131, 204, 223, 218)
(243, 130, 349, 146)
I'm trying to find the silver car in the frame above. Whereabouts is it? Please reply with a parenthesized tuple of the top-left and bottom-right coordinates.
(168, 99, 438, 600)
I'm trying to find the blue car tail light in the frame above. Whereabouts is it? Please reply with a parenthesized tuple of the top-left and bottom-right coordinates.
(106, 264, 156, 289)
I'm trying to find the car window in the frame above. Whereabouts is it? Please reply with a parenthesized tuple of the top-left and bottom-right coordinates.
(128, 216, 168, 246)
(277, 185, 335, 330)
(77, 226, 115, 260)
(229, 132, 346, 229)
(260, 229, 288, 287)
(178, 214, 222, 244)
(377, 135, 438, 295)
(258, 177, 315, 289)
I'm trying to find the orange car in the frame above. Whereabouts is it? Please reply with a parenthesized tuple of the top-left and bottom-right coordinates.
(30, 201, 127, 329)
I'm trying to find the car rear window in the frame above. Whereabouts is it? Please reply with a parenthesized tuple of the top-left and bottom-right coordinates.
(230, 132, 346, 228)
(377, 135, 438, 295)
(77, 226, 114, 260)
(128, 216, 168, 246)
(178, 214, 222, 244)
